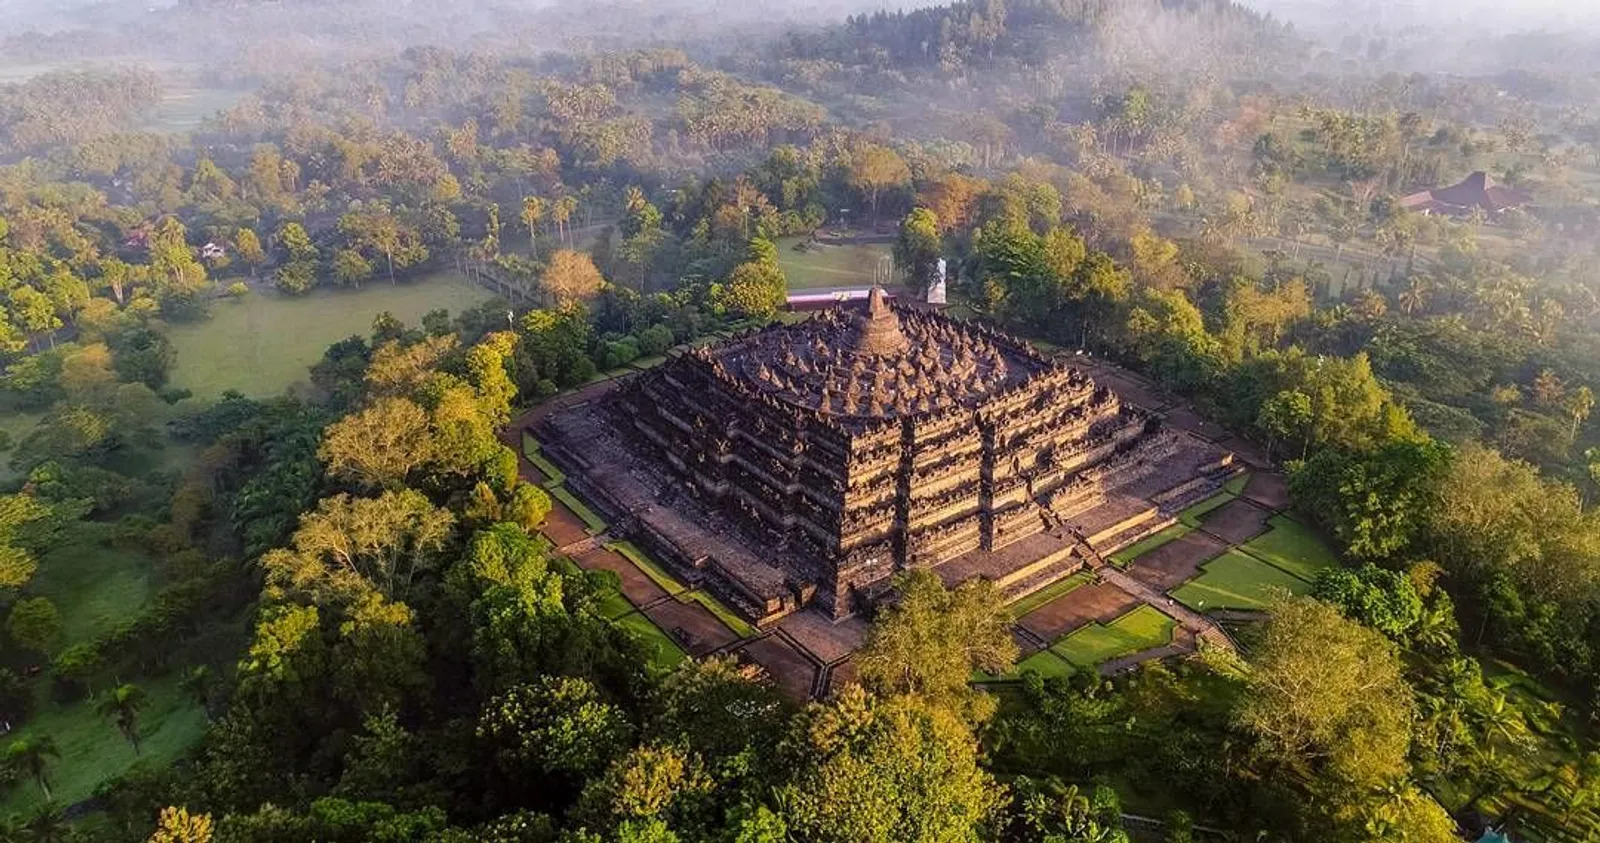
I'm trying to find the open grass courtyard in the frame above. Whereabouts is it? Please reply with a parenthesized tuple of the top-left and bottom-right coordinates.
(1170, 550, 1315, 612)
(167, 271, 491, 399)
(1239, 515, 1340, 582)
(775, 236, 895, 290)
(1050, 605, 1176, 668)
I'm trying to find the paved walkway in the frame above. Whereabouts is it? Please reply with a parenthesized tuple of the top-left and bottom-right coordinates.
(1095, 563, 1236, 653)
(558, 533, 610, 556)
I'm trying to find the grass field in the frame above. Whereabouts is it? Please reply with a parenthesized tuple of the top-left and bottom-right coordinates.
(1008, 571, 1094, 618)
(613, 611, 688, 672)
(775, 237, 895, 290)
(1171, 550, 1314, 612)
(1012, 649, 1076, 680)
(607, 541, 687, 596)
(29, 539, 157, 644)
(550, 487, 607, 534)
(140, 85, 245, 133)
(1239, 516, 1338, 582)
(1178, 490, 1236, 527)
(1110, 524, 1193, 567)
(593, 588, 637, 621)
(0, 671, 206, 813)
(1224, 472, 1251, 495)
(1050, 606, 1176, 668)
(166, 271, 491, 399)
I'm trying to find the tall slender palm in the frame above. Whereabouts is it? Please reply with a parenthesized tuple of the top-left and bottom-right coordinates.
(4, 736, 58, 801)
(520, 196, 545, 259)
(97, 683, 148, 754)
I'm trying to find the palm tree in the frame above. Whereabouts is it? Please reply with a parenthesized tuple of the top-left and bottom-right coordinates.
(1396, 276, 1431, 316)
(4, 737, 58, 801)
(520, 196, 545, 258)
(180, 666, 215, 719)
(97, 683, 148, 754)
(1410, 601, 1458, 654)
(23, 804, 65, 843)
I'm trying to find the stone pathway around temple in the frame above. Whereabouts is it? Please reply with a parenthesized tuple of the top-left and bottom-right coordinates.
(1093, 563, 1238, 657)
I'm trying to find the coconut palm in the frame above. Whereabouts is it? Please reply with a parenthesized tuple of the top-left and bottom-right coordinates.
(3, 736, 58, 801)
(97, 683, 148, 754)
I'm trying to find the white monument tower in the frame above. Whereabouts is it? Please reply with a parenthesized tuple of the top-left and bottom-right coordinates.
(926, 258, 948, 306)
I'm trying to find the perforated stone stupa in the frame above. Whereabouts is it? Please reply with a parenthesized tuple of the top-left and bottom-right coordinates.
(540, 290, 1235, 624)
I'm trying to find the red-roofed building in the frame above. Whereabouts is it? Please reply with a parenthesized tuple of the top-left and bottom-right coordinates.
(1399, 171, 1531, 218)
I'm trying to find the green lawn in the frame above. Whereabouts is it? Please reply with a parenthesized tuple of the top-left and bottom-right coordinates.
(166, 271, 491, 399)
(1007, 571, 1094, 618)
(550, 487, 607, 534)
(140, 84, 245, 133)
(1012, 650, 1076, 680)
(593, 588, 637, 621)
(613, 611, 688, 672)
(29, 540, 157, 644)
(1171, 551, 1314, 612)
(1224, 472, 1251, 495)
(1239, 515, 1339, 582)
(630, 355, 669, 371)
(1109, 524, 1193, 568)
(0, 672, 207, 813)
(606, 541, 687, 596)
(1178, 491, 1236, 527)
(775, 237, 895, 290)
(1050, 606, 1176, 668)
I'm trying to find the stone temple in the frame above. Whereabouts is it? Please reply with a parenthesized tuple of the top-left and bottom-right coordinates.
(540, 289, 1235, 624)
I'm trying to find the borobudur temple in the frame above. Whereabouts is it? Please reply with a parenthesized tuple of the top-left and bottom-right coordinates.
(539, 288, 1237, 624)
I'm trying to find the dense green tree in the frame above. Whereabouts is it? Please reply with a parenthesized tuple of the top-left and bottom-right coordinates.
(778, 686, 1003, 843)
(1289, 439, 1450, 561)
(894, 208, 942, 294)
(478, 677, 632, 779)
(855, 569, 1016, 721)
(1312, 565, 1424, 638)
(6, 596, 61, 654)
(1236, 596, 1414, 790)
(711, 260, 785, 320)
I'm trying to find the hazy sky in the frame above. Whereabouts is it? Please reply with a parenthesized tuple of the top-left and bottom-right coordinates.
(1244, 0, 1600, 35)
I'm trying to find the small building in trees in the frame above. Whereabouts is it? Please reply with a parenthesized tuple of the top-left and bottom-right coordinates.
(1399, 171, 1531, 217)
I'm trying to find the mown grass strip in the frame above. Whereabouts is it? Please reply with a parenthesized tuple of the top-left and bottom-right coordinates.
(1170, 550, 1314, 613)
(680, 590, 757, 638)
(551, 486, 607, 534)
(594, 588, 637, 621)
(1178, 490, 1235, 527)
(1013, 649, 1076, 679)
(520, 433, 568, 487)
(1223, 471, 1251, 495)
(607, 540, 688, 596)
(1007, 570, 1094, 618)
(1109, 523, 1194, 568)
(1237, 515, 1338, 582)
(1050, 605, 1175, 668)
(613, 611, 688, 671)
